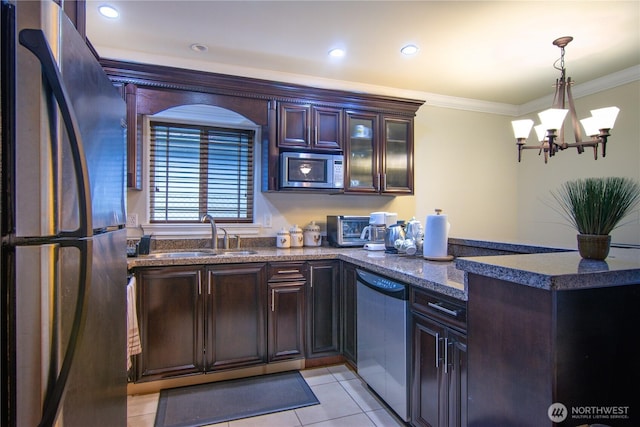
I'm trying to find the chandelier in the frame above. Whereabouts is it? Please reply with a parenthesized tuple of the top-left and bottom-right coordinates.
(511, 36, 620, 163)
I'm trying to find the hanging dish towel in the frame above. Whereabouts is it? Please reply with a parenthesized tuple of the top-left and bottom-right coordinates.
(126, 275, 142, 370)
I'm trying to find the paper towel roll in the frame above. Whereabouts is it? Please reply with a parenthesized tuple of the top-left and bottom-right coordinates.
(423, 211, 450, 258)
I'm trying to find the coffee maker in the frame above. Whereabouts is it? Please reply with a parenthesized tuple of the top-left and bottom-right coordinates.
(360, 212, 397, 247)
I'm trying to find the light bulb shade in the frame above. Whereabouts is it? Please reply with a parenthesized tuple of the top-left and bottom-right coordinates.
(511, 119, 534, 139)
(534, 124, 548, 142)
(580, 117, 599, 137)
(590, 106, 619, 130)
(538, 108, 568, 131)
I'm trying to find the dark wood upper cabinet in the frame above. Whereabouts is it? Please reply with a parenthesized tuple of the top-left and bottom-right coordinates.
(278, 103, 342, 151)
(344, 112, 414, 194)
(99, 59, 423, 191)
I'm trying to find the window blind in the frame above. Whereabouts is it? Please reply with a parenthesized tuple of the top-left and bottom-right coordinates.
(149, 121, 254, 223)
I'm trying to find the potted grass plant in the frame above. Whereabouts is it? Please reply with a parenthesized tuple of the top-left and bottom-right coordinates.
(551, 177, 640, 260)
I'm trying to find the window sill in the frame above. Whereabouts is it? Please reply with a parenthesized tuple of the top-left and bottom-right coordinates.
(130, 223, 262, 239)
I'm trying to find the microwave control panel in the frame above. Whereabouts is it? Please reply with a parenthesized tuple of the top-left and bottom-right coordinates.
(333, 159, 344, 188)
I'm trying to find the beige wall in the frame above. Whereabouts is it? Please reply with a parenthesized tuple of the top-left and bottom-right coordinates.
(515, 81, 640, 247)
(413, 105, 518, 241)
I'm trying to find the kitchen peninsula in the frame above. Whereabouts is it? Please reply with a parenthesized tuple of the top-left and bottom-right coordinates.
(127, 239, 640, 427)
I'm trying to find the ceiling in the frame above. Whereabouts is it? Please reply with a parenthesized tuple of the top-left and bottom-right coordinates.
(86, 1, 640, 106)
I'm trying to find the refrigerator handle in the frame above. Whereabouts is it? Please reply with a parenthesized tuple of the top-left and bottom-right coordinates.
(18, 29, 93, 237)
(38, 239, 93, 427)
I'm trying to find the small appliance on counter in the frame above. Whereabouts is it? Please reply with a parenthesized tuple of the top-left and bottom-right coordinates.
(327, 215, 370, 247)
(361, 211, 392, 250)
(384, 222, 406, 253)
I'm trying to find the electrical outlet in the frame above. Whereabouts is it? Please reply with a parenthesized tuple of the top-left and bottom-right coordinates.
(263, 213, 272, 228)
(127, 213, 138, 228)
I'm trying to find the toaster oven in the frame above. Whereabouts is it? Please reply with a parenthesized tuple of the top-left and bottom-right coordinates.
(326, 215, 370, 247)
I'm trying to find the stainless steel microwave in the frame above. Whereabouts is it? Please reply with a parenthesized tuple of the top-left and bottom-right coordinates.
(280, 152, 344, 189)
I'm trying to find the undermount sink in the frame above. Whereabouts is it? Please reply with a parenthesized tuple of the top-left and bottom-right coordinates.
(218, 249, 258, 256)
(144, 251, 216, 258)
(143, 249, 258, 258)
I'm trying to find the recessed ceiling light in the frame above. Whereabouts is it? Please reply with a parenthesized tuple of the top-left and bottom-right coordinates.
(98, 4, 119, 19)
(190, 43, 208, 53)
(400, 44, 419, 56)
(328, 48, 346, 58)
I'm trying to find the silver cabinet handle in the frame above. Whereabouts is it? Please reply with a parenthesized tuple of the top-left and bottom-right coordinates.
(444, 337, 449, 374)
(435, 332, 440, 369)
(428, 302, 460, 317)
(310, 267, 313, 288)
(271, 289, 275, 312)
(198, 271, 202, 295)
(278, 269, 300, 274)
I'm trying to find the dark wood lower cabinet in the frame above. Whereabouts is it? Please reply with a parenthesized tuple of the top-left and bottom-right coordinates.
(467, 273, 640, 427)
(411, 287, 467, 427)
(268, 281, 305, 361)
(340, 262, 357, 366)
(136, 266, 204, 381)
(206, 263, 267, 370)
(412, 314, 467, 427)
(134, 263, 267, 381)
(306, 260, 340, 358)
(267, 260, 307, 362)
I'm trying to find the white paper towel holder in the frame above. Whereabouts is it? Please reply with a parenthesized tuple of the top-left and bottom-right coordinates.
(423, 208, 454, 261)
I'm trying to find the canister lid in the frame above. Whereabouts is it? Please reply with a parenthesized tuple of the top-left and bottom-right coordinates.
(277, 227, 290, 235)
(304, 221, 320, 231)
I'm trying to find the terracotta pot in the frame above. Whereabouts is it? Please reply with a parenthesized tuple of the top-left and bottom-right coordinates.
(576, 234, 611, 260)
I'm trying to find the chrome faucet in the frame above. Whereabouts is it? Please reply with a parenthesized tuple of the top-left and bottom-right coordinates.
(201, 214, 217, 251)
(220, 228, 229, 249)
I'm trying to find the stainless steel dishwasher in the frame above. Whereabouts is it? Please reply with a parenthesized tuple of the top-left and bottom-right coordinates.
(356, 269, 409, 422)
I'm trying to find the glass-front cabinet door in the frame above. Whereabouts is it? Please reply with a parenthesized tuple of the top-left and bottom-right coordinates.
(382, 117, 413, 194)
(345, 112, 379, 193)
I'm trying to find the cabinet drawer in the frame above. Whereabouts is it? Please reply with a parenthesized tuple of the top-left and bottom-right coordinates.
(410, 287, 467, 332)
(268, 262, 307, 282)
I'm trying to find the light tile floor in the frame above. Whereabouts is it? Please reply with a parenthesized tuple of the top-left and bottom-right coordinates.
(127, 364, 407, 427)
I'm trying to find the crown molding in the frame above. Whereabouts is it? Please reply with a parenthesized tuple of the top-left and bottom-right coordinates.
(97, 46, 638, 117)
(516, 65, 640, 116)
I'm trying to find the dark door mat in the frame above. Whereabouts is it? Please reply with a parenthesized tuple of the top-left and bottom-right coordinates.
(154, 371, 319, 427)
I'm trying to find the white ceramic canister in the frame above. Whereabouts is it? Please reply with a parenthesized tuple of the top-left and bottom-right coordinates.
(303, 221, 322, 247)
(289, 224, 304, 247)
(277, 227, 291, 248)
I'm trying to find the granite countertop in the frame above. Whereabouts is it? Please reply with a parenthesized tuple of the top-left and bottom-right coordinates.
(128, 246, 467, 300)
(127, 240, 640, 299)
(456, 246, 640, 290)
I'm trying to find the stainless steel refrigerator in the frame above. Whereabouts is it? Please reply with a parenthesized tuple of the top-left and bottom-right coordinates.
(1, 1, 127, 426)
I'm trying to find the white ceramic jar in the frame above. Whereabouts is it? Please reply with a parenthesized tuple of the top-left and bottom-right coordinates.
(276, 227, 290, 248)
(289, 224, 304, 248)
(303, 221, 322, 247)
